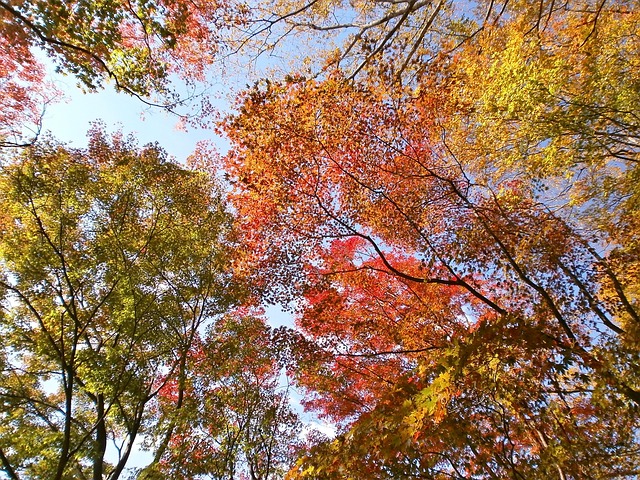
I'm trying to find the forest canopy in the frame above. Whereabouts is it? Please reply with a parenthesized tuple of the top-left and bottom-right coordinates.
(1, 0, 639, 478)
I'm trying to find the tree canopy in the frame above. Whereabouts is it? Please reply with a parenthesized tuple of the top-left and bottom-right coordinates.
(221, 1, 640, 477)
(1, 0, 639, 478)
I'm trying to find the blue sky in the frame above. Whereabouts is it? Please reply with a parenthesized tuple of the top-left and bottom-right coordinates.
(42, 66, 228, 164)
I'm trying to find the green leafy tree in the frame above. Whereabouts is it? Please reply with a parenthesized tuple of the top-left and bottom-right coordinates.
(0, 126, 262, 479)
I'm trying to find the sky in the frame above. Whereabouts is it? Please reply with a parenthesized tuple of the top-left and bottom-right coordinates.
(42, 66, 228, 163)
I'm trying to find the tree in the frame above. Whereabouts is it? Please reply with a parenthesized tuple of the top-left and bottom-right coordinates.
(241, 0, 624, 82)
(0, 24, 59, 147)
(0, 127, 298, 480)
(142, 312, 301, 480)
(221, 1, 640, 472)
(0, 0, 249, 144)
(1, 0, 249, 94)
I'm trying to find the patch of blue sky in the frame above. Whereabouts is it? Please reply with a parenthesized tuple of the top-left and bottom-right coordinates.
(40, 58, 229, 164)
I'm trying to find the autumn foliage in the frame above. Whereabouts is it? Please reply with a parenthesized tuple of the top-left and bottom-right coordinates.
(1, 0, 640, 478)
(0, 0, 248, 144)
(221, 2, 640, 476)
